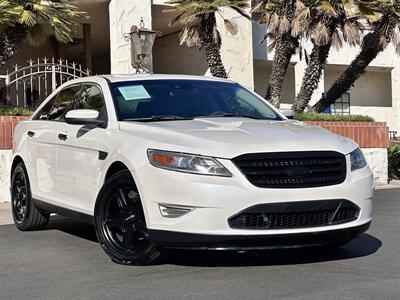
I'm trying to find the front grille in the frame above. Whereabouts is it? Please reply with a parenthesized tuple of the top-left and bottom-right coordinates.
(229, 200, 360, 230)
(233, 151, 347, 188)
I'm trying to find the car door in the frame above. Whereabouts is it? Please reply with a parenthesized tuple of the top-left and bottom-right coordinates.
(55, 83, 109, 214)
(24, 96, 59, 202)
(33, 85, 82, 205)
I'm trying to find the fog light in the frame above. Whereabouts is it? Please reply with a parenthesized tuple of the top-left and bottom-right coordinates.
(159, 204, 194, 218)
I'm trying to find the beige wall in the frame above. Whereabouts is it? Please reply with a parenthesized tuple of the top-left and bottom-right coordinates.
(325, 66, 392, 107)
(217, 4, 254, 89)
(109, 0, 152, 74)
(324, 65, 396, 129)
(253, 60, 296, 104)
(153, 33, 208, 75)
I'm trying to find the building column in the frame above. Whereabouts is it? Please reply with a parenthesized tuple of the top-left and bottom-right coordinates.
(83, 23, 92, 71)
(109, 0, 152, 74)
(217, 1, 254, 89)
(391, 64, 400, 132)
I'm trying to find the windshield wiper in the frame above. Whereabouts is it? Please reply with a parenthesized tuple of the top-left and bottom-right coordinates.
(196, 113, 265, 120)
(125, 115, 194, 122)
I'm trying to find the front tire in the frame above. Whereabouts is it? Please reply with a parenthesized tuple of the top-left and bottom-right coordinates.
(11, 162, 49, 231)
(94, 170, 164, 265)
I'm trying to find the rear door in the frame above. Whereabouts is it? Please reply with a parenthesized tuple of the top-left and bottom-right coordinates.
(27, 84, 81, 203)
(24, 97, 58, 202)
(55, 83, 109, 214)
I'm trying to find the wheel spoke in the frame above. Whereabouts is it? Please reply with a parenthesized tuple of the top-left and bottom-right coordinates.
(132, 221, 148, 237)
(123, 226, 134, 247)
(105, 215, 123, 228)
(116, 188, 129, 212)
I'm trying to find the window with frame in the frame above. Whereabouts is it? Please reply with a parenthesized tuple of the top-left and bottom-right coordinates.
(331, 93, 350, 115)
(47, 85, 81, 121)
(75, 84, 107, 120)
(33, 96, 57, 120)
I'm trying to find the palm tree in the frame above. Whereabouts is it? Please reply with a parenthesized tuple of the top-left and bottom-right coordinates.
(292, 0, 362, 112)
(164, 0, 250, 78)
(0, 0, 86, 66)
(313, 0, 399, 113)
(253, 0, 299, 108)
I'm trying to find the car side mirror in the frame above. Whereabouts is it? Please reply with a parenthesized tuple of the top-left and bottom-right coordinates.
(280, 109, 294, 120)
(65, 109, 104, 126)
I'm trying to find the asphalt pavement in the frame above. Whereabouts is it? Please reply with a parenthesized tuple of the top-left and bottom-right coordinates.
(0, 188, 399, 300)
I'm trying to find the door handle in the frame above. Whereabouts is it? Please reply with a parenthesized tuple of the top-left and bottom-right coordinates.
(27, 131, 35, 137)
(58, 133, 68, 141)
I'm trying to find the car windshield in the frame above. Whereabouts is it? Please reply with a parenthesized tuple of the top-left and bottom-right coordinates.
(110, 80, 283, 122)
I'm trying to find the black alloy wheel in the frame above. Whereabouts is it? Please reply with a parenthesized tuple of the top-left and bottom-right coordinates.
(11, 162, 49, 230)
(12, 167, 28, 223)
(95, 170, 164, 265)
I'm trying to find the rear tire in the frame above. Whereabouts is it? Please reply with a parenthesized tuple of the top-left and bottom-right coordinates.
(11, 162, 49, 231)
(94, 170, 164, 265)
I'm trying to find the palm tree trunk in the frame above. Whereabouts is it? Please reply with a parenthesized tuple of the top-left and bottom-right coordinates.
(292, 42, 331, 112)
(0, 25, 27, 66)
(203, 41, 228, 78)
(266, 33, 299, 108)
(201, 14, 228, 79)
(313, 15, 396, 113)
(266, 0, 298, 108)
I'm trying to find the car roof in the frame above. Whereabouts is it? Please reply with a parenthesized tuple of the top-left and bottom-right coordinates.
(69, 74, 235, 84)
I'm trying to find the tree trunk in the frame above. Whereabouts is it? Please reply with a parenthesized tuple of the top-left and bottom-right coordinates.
(201, 14, 228, 79)
(292, 41, 331, 112)
(265, 0, 298, 108)
(0, 25, 27, 66)
(266, 33, 299, 108)
(203, 41, 228, 78)
(313, 15, 396, 113)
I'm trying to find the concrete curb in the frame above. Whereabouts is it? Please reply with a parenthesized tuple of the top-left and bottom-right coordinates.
(0, 202, 12, 225)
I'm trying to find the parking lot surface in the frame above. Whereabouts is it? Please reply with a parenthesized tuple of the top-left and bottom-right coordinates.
(0, 188, 399, 299)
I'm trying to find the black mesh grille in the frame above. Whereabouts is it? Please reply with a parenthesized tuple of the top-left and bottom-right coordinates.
(229, 200, 360, 230)
(233, 151, 347, 188)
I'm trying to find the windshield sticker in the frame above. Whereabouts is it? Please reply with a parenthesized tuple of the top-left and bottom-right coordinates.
(118, 85, 151, 101)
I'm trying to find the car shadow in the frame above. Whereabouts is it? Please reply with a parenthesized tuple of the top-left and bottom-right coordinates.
(167, 233, 382, 267)
(44, 217, 382, 267)
(45, 217, 98, 243)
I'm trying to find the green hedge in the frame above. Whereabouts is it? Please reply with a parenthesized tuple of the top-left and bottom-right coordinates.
(0, 105, 34, 116)
(388, 144, 400, 180)
(294, 112, 375, 122)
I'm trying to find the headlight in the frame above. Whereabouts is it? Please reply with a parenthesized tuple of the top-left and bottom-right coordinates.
(350, 148, 367, 171)
(147, 149, 232, 177)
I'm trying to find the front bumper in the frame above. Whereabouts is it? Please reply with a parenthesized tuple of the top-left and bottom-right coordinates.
(148, 221, 371, 250)
(134, 155, 373, 239)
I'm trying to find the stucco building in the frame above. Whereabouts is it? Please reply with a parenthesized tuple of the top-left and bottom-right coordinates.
(1, 0, 398, 134)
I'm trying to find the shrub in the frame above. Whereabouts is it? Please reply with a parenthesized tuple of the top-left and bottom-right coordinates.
(388, 144, 400, 180)
(0, 105, 34, 116)
(294, 112, 375, 122)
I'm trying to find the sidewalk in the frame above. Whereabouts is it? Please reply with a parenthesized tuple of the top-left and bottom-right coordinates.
(0, 203, 12, 225)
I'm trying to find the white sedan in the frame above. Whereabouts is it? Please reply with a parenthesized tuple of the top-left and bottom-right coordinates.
(11, 74, 373, 265)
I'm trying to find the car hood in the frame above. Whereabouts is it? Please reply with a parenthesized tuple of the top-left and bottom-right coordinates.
(119, 118, 357, 158)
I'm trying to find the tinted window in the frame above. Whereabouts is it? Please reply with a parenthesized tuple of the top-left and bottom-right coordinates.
(33, 96, 57, 120)
(48, 85, 81, 121)
(75, 85, 107, 120)
(110, 80, 281, 121)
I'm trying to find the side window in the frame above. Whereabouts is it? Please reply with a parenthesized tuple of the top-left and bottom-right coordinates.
(76, 84, 107, 120)
(48, 85, 81, 121)
(33, 96, 57, 120)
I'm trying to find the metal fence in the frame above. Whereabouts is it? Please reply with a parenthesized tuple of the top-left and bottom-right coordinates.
(0, 58, 90, 108)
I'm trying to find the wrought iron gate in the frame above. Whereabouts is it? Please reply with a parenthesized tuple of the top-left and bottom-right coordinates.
(0, 58, 90, 107)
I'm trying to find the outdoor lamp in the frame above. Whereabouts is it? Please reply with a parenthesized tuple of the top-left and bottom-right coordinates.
(124, 18, 162, 73)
